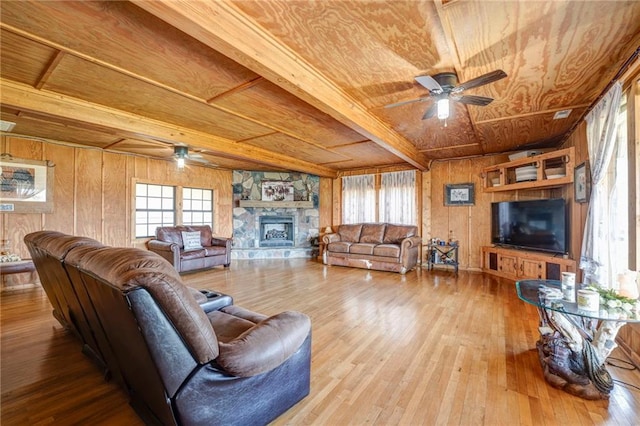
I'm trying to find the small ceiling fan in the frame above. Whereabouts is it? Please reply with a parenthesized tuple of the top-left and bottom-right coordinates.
(173, 145, 215, 168)
(385, 69, 507, 121)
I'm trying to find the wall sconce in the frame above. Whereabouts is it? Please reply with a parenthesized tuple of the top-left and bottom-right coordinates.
(174, 146, 188, 169)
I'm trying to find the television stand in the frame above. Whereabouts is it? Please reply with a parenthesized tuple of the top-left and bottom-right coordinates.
(481, 246, 576, 281)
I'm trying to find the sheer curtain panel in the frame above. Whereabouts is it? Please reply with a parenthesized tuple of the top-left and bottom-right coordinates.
(580, 81, 623, 287)
(379, 170, 416, 225)
(342, 175, 375, 224)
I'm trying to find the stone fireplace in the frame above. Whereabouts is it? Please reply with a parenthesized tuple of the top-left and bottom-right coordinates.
(259, 216, 294, 247)
(232, 170, 319, 260)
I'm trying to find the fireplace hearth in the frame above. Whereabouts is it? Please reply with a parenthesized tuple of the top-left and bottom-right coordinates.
(259, 216, 294, 247)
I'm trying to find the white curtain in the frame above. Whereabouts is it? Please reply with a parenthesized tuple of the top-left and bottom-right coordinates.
(342, 174, 375, 224)
(379, 170, 416, 224)
(580, 81, 623, 287)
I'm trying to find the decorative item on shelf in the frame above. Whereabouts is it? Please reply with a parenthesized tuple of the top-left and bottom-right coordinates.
(544, 166, 566, 179)
(508, 150, 545, 161)
(515, 165, 537, 182)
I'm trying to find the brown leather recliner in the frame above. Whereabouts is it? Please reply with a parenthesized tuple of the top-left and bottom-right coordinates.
(25, 232, 311, 425)
(147, 225, 232, 273)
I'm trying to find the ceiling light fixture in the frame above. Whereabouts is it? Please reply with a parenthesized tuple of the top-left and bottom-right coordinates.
(436, 98, 450, 120)
(174, 146, 188, 169)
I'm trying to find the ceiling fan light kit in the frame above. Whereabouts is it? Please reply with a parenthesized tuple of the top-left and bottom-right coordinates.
(386, 69, 507, 123)
(437, 98, 450, 120)
(174, 145, 188, 169)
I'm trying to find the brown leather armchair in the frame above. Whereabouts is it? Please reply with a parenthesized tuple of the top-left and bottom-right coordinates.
(147, 225, 232, 273)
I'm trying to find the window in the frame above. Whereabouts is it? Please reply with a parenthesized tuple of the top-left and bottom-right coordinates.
(183, 187, 213, 226)
(135, 183, 214, 238)
(135, 183, 175, 238)
(342, 170, 417, 225)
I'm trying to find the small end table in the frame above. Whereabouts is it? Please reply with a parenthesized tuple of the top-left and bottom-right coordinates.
(426, 243, 459, 275)
(516, 279, 640, 400)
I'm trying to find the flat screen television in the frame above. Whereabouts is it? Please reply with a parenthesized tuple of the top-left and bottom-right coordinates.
(491, 198, 568, 254)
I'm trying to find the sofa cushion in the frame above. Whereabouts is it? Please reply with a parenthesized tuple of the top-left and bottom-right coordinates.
(156, 227, 184, 245)
(204, 246, 228, 257)
(181, 248, 206, 260)
(359, 224, 386, 244)
(327, 241, 351, 253)
(373, 244, 401, 257)
(338, 224, 363, 242)
(349, 243, 376, 255)
(182, 231, 203, 251)
(383, 224, 416, 244)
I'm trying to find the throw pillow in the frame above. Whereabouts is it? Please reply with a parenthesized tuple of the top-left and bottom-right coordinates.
(182, 231, 203, 251)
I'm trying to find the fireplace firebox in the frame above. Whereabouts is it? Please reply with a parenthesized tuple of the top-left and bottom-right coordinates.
(259, 216, 295, 247)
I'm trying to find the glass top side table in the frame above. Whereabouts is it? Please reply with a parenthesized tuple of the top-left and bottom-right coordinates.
(516, 279, 640, 400)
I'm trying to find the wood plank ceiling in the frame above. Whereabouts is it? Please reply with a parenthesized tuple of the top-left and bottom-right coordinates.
(1, 1, 639, 177)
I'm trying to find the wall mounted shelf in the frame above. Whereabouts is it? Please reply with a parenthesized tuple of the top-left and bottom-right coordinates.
(482, 147, 575, 192)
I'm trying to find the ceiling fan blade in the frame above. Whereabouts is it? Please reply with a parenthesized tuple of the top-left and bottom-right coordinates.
(455, 69, 507, 92)
(422, 103, 437, 120)
(415, 75, 442, 92)
(455, 95, 494, 106)
(384, 96, 430, 109)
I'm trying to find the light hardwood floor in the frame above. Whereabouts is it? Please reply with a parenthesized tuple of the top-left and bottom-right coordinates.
(2, 259, 639, 425)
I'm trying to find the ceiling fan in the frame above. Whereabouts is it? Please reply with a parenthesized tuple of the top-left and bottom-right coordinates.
(385, 69, 507, 121)
(173, 145, 215, 168)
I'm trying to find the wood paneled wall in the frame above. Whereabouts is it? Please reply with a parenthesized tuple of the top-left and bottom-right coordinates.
(0, 136, 232, 288)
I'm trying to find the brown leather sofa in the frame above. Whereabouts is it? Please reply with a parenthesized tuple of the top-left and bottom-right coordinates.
(323, 223, 421, 274)
(24, 231, 311, 425)
(147, 225, 232, 273)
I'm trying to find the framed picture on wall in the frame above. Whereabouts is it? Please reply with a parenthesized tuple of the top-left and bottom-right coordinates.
(574, 161, 590, 203)
(0, 155, 54, 213)
(261, 181, 294, 202)
(444, 183, 475, 206)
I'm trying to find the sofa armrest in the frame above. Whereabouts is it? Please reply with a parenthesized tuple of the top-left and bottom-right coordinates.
(216, 311, 311, 377)
(323, 233, 341, 244)
(401, 235, 422, 249)
(147, 239, 181, 269)
(211, 237, 232, 250)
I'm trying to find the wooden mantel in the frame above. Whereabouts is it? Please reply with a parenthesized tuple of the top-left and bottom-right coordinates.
(238, 200, 314, 208)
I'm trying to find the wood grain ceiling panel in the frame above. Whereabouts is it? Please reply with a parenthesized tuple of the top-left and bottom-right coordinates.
(0, 109, 120, 148)
(214, 79, 367, 147)
(0, 29, 57, 87)
(377, 101, 480, 154)
(43, 55, 273, 141)
(0, 1, 259, 100)
(231, 0, 451, 111)
(328, 141, 405, 170)
(240, 133, 349, 165)
(441, 0, 640, 122)
(475, 107, 588, 154)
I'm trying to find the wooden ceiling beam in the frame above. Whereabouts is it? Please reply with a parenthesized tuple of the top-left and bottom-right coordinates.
(133, 0, 430, 171)
(1, 79, 337, 177)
